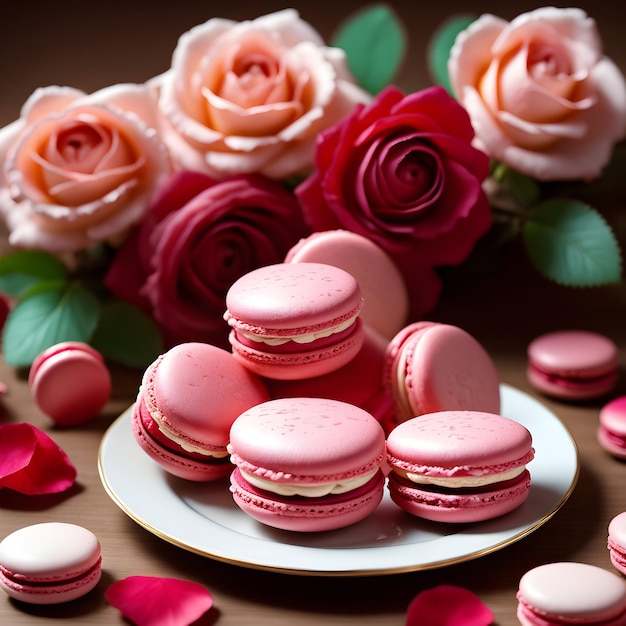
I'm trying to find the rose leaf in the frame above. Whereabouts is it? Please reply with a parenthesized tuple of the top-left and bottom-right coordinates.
(105, 576, 213, 626)
(523, 199, 623, 287)
(427, 14, 476, 94)
(91, 300, 163, 369)
(0, 250, 68, 297)
(2, 281, 100, 367)
(331, 4, 407, 95)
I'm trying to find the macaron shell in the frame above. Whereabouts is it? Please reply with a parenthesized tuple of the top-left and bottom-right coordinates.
(385, 323, 500, 423)
(386, 411, 533, 475)
(29, 342, 111, 426)
(517, 562, 626, 624)
(230, 468, 385, 532)
(285, 230, 409, 339)
(387, 469, 531, 523)
(608, 512, 626, 576)
(144, 342, 270, 451)
(0, 522, 101, 604)
(598, 397, 626, 458)
(224, 262, 363, 335)
(228, 398, 386, 483)
(132, 400, 233, 482)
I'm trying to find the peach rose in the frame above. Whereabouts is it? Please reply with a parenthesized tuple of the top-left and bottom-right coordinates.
(448, 7, 626, 181)
(152, 9, 371, 180)
(0, 84, 172, 253)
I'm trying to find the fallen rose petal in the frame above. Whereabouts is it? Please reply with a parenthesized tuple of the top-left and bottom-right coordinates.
(0, 423, 76, 494)
(406, 585, 493, 626)
(105, 576, 214, 626)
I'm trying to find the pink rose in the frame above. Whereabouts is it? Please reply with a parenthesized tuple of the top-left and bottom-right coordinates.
(105, 171, 310, 347)
(152, 9, 371, 180)
(448, 7, 626, 181)
(296, 85, 491, 316)
(0, 84, 172, 253)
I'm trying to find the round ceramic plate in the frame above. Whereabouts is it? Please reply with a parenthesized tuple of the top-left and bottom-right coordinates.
(98, 384, 578, 576)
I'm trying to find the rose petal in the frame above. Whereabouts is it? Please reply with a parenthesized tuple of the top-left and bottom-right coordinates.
(406, 585, 493, 626)
(0, 423, 76, 494)
(105, 576, 213, 626)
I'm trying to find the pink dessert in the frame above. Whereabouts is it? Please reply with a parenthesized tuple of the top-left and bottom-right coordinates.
(285, 229, 409, 340)
(527, 330, 619, 400)
(517, 562, 626, 625)
(132, 342, 270, 481)
(0, 522, 102, 605)
(608, 512, 626, 576)
(598, 396, 626, 459)
(383, 321, 501, 428)
(228, 397, 386, 532)
(386, 410, 534, 523)
(224, 262, 364, 380)
(28, 341, 112, 426)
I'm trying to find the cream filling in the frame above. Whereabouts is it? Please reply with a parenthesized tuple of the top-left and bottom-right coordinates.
(240, 468, 378, 497)
(156, 422, 229, 458)
(239, 315, 358, 346)
(403, 466, 526, 488)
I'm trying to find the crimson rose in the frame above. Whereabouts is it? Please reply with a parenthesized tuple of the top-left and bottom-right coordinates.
(296, 85, 492, 316)
(105, 171, 310, 347)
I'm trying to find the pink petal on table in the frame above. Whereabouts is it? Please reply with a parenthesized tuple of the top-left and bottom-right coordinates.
(105, 576, 214, 626)
(0, 423, 77, 494)
(406, 585, 493, 626)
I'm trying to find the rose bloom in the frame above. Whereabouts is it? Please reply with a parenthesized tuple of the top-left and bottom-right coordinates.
(152, 9, 371, 180)
(105, 170, 310, 347)
(0, 84, 172, 253)
(296, 85, 491, 317)
(448, 7, 626, 181)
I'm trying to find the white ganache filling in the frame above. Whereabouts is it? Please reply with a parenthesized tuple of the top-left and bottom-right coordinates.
(240, 468, 378, 497)
(155, 421, 229, 458)
(403, 466, 526, 489)
(239, 314, 358, 346)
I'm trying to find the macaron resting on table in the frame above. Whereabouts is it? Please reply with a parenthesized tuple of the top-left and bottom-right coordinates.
(598, 396, 626, 459)
(285, 229, 410, 340)
(224, 262, 365, 380)
(0, 523, 102, 605)
(227, 397, 387, 532)
(383, 321, 501, 427)
(527, 330, 619, 400)
(132, 342, 270, 481)
(608, 511, 626, 576)
(516, 562, 626, 625)
(28, 341, 112, 426)
(386, 410, 534, 523)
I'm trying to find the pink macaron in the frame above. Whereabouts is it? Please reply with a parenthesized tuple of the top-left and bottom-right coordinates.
(383, 322, 501, 428)
(223, 262, 364, 380)
(285, 229, 409, 340)
(527, 330, 619, 400)
(598, 397, 626, 459)
(0, 522, 102, 604)
(608, 512, 626, 576)
(517, 562, 626, 625)
(28, 341, 112, 426)
(132, 342, 270, 482)
(386, 410, 534, 523)
(227, 397, 386, 532)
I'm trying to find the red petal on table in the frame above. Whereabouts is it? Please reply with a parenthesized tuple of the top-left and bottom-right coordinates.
(105, 576, 214, 626)
(406, 585, 493, 626)
(0, 423, 77, 494)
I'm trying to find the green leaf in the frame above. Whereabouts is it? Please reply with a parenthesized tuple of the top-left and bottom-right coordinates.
(0, 250, 67, 296)
(2, 282, 100, 367)
(331, 4, 407, 94)
(427, 14, 476, 94)
(523, 199, 623, 287)
(91, 300, 163, 369)
(491, 163, 541, 209)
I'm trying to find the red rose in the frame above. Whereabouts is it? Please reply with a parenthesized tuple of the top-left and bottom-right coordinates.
(296, 85, 491, 316)
(105, 171, 310, 347)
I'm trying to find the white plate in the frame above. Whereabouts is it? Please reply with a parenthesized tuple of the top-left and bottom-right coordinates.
(98, 384, 578, 576)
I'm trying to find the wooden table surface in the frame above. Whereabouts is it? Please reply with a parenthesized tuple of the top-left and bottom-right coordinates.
(1, 1, 626, 624)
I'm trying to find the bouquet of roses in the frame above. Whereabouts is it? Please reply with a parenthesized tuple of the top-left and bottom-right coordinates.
(0, 4, 623, 370)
